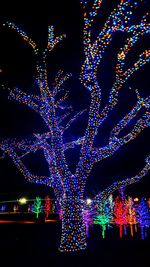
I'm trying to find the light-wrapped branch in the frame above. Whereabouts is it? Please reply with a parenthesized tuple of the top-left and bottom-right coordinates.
(97, 24, 150, 128)
(3, 21, 38, 54)
(93, 96, 149, 163)
(47, 25, 66, 52)
(53, 70, 72, 96)
(63, 137, 85, 150)
(110, 96, 150, 142)
(55, 92, 69, 109)
(92, 139, 121, 163)
(63, 109, 87, 132)
(93, 156, 150, 205)
(0, 141, 49, 185)
(118, 113, 150, 145)
(8, 87, 41, 112)
(0, 138, 64, 197)
(80, 0, 136, 90)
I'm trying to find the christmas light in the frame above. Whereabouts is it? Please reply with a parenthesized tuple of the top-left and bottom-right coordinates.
(82, 206, 95, 237)
(94, 199, 113, 238)
(126, 196, 137, 237)
(136, 197, 150, 239)
(0, 0, 150, 252)
(44, 195, 52, 220)
(32, 197, 42, 219)
(114, 196, 128, 238)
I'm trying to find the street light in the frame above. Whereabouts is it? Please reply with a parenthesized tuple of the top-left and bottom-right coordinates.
(18, 197, 27, 204)
(86, 198, 92, 205)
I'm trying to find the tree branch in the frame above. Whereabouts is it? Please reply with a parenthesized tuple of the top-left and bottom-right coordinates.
(0, 139, 64, 198)
(109, 96, 150, 146)
(8, 87, 41, 112)
(3, 22, 39, 54)
(80, 0, 136, 90)
(63, 136, 85, 150)
(47, 25, 66, 52)
(93, 156, 150, 205)
(77, 2, 150, 185)
(76, 1, 138, 185)
(62, 109, 87, 133)
(53, 70, 72, 97)
(92, 95, 150, 163)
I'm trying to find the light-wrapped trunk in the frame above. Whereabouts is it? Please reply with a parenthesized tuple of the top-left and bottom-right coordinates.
(59, 195, 87, 252)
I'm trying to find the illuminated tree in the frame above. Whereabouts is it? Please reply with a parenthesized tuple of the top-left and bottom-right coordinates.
(119, 187, 127, 235)
(32, 197, 42, 219)
(126, 196, 137, 237)
(0, 0, 150, 252)
(44, 195, 52, 220)
(114, 196, 128, 238)
(136, 197, 150, 239)
(0, 205, 6, 212)
(94, 199, 112, 238)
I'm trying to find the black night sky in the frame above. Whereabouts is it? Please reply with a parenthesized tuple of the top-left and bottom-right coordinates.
(0, 0, 150, 202)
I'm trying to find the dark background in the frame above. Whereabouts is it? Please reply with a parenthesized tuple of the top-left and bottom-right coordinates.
(0, 0, 150, 202)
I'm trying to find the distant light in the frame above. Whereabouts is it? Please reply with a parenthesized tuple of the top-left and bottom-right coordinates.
(18, 198, 27, 204)
(86, 198, 92, 205)
(134, 197, 139, 202)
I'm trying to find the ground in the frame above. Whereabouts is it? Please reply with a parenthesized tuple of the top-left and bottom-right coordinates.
(0, 221, 149, 267)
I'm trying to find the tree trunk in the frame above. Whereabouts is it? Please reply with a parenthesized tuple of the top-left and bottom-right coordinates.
(141, 226, 145, 240)
(102, 225, 106, 239)
(59, 195, 87, 252)
(123, 225, 127, 235)
(119, 225, 123, 238)
(130, 224, 133, 237)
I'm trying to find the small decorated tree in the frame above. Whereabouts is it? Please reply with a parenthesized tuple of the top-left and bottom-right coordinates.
(13, 204, 19, 213)
(94, 199, 112, 239)
(32, 197, 42, 219)
(44, 195, 52, 220)
(119, 187, 128, 235)
(126, 196, 137, 237)
(0, 204, 6, 212)
(114, 196, 128, 238)
(136, 197, 150, 239)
